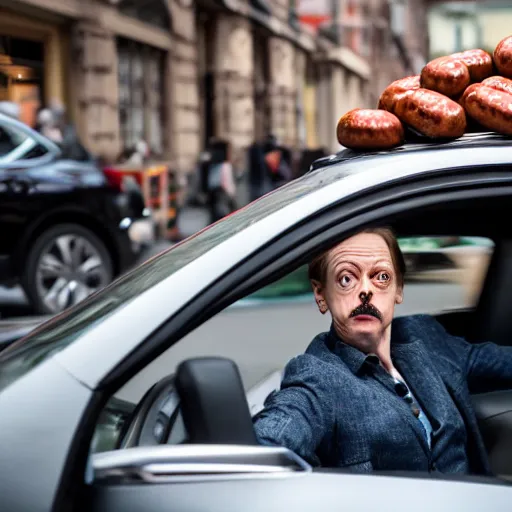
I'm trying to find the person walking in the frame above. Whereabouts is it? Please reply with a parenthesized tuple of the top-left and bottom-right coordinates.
(206, 138, 237, 224)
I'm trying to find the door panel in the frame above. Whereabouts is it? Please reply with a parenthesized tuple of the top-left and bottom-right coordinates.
(473, 390, 512, 479)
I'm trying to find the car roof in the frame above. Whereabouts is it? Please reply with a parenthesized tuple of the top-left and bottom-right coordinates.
(309, 132, 512, 175)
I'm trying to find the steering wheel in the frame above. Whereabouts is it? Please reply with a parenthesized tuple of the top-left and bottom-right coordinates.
(117, 375, 187, 448)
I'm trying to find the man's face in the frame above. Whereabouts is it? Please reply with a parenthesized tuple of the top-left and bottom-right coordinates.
(312, 233, 403, 348)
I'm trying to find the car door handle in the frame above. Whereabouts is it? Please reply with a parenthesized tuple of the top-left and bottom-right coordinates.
(92, 445, 310, 484)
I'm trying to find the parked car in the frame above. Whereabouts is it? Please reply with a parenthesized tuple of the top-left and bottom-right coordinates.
(2, 132, 512, 510)
(0, 112, 154, 315)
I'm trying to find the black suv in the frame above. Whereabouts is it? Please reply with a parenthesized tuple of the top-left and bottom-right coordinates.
(0, 112, 154, 314)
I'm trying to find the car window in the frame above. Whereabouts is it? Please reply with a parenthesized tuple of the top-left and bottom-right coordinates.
(88, 234, 495, 454)
(22, 143, 48, 160)
(0, 125, 26, 156)
(0, 123, 45, 163)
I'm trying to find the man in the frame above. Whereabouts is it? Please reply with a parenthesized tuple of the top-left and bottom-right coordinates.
(253, 227, 512, 475)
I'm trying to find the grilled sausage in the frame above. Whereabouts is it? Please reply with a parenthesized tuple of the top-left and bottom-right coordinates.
(336, 109, 404, 150)
(462, 83, 512, 135)
(451, 49, 493, 82)
(494, 35, 512, 79)
(482, 75, 512, 96)
(392, 88, 467, 139)
(420, 56, 470, 98)
(378, 76, 421, 111)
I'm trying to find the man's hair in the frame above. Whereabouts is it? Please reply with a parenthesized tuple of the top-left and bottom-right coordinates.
(308, 227, 406, 288)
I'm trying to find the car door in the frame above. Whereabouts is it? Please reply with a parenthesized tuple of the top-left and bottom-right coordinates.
(80, 166, 512, 512)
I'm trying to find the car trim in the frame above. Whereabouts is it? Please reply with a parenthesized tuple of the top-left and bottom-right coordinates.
(53, 146, 512, 388)
(92, 445, 311, 484)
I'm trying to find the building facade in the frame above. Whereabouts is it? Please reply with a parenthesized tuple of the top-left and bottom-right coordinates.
(0, 0, 429, 175)
(428, 0, 512, 59)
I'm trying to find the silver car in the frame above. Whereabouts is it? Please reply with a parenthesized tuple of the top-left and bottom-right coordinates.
(0, 132, 512, 511)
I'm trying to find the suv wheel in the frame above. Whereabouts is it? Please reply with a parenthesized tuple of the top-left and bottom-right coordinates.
(22, 224, 113, 315)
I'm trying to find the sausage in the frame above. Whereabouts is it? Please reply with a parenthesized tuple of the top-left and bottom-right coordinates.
(420, 56, 470, 98)
(450, 49, 493, 82)
(336, 109, 404, 150)
(378, 75, 420, 111)
(462, 83, 512, 135)
(482, 75, 512, 96)
(392, 88, 467, 139)
(494, 35, 512, 79)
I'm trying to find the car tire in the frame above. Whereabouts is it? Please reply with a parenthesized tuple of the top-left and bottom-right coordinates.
(22, 224, 114, 315)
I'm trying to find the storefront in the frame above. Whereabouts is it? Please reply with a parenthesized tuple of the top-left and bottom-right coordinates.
(0, 6, 67, 127)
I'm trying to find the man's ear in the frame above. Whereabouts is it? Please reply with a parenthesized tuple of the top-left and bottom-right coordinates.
(395, 287, 404, 305)
(311, 279, 328, 314)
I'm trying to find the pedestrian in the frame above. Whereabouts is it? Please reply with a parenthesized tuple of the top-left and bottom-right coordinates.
(206, 138, 237, 224)
(36, 108, 63, 145)
(49, 100, 90, 161)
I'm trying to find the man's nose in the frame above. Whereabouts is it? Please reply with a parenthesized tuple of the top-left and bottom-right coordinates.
(358, 276, 374, 302)
(359, 291, 373, 304)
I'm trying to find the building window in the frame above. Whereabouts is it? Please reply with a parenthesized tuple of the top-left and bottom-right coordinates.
(118, 0, 171, 29)
(117, 39, 166, 158)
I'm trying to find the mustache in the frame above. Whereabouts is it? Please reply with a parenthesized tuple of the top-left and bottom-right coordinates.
(349, 302, 383, 321)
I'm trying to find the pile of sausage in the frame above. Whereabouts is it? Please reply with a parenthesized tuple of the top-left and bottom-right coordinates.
(337, 35, 512, 150)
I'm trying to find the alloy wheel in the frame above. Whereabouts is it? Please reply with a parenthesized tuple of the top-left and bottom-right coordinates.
(35, 234, 111, 313)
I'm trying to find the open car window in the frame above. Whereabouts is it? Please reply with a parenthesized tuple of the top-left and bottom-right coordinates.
(89, 234, 495, 454)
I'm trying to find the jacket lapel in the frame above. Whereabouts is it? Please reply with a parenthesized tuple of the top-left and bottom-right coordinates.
(369, 359, 431, 456)
(443, 380, 492, 475)
(391, 333, 492, 475)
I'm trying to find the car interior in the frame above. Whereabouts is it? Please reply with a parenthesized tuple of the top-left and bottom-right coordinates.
(90, 194, 512, 484)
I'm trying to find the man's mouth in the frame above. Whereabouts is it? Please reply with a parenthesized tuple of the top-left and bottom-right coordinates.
(349, 303, 382, 321)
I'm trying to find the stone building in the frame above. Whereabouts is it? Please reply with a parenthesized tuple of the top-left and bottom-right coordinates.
(0, 0, 429, 175)
(365, 0, 430, 107)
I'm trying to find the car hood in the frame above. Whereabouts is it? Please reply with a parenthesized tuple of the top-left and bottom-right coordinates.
(0, 316, 49, 351)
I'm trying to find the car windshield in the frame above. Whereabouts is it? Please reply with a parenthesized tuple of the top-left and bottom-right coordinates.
(0, 164, 351, 391)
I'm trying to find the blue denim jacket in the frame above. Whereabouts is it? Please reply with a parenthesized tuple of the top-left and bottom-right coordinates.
(253, 315, 512, 475)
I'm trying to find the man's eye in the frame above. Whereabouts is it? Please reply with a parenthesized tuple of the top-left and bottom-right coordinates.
(340, 275, 351, 287)
(377, 272, 390, 281)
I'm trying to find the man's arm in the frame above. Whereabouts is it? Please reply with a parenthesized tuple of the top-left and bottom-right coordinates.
(421, 315, 512, 394)
(253, 354, 334, 466)
(465, 341, 512, 393)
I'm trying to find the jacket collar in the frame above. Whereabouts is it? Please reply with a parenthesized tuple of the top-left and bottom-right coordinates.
(327, 318, 421, 375)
